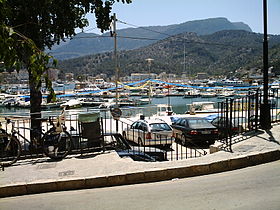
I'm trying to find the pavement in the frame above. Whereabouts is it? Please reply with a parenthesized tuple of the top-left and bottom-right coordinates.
(1, 123, 280, 198)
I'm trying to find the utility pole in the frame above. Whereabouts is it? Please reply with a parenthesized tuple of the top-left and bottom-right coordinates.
(113, 13, 119, 107)
(184, 35, 186, 74)
(146, 58, 154, 105)
(260, 0, 271, 130)
(112, 13, 120, 132)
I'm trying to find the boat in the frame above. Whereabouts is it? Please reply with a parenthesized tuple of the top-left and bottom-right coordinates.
(1, 97, 20, 108)
(200, 89, 217, 98)
(153, 93, 165, 98)
(41, 101, 64, 110)
(137, 98, 150, 105)
(98, 99, 117, 109)
(60, 99, 82, 109)
(185, 101, 218, 114)
(183, 89, 200, 98)
(155, 104, 174, 116)
(214, 79, 250, 87)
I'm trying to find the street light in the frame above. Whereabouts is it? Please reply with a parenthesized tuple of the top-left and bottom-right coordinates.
(146, 58, 154, 105)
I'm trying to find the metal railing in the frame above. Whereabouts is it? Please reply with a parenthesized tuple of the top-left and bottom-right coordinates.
(1, 87, 279, 163)
(217, 87, 280, 151)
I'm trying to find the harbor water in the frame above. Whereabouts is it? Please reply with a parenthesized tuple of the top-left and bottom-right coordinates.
(0, 96, 224, 117)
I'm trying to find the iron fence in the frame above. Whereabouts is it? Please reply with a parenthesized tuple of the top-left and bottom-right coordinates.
(1, 87, 279, 163)
(217, 87, 280, 151)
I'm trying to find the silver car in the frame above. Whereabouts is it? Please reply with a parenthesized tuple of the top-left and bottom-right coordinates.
(122, 118, 173, 148)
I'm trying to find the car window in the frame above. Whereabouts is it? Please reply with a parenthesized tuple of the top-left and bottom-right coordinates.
(131, 122, 138, 129)
(213, 118, 223, 126)
(142, 123, 148, 132)
(132, 122, 141, 129)
(150, 123, 172, 131)
(180, 119, 187, 126)
(174, 118, 181, 125)
(188, 119, 211, 126)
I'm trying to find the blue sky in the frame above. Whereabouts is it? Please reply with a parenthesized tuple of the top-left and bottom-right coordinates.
(84, 0, 280, 35)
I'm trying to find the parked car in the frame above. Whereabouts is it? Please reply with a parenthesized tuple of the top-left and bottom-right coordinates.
(205, 114, 247, 138)
(171, 117, 218, 146)
(103, 133, 167, 161)
(209, 116, 247, 138)
(122, 118, 173, 148)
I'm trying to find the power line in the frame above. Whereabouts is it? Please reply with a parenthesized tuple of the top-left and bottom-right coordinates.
(70, 35, 159, 41)
(117, 19, 250, 48)
(117, 19, 171, 38)
(118, 35, 159, 41)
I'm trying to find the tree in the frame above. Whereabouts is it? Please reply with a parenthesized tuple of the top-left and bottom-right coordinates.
(0, 0, 131, 141)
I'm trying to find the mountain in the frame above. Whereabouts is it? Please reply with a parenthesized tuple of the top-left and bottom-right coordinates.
(57, 30, 280, 78)
(50, 17, 252, 60)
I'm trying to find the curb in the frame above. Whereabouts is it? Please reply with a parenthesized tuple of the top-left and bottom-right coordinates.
(1, 149, 280, 198)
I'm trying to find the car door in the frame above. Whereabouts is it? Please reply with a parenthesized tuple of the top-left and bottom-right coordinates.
(138, 122, 148, 140)
(128, 121, 140, 142)
(172, 119, 185, 139)
(179, 119, 190, 137)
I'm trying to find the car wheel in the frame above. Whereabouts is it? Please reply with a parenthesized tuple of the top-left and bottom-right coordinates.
(208, 140, 215, 145)
(181, 134, 187, 145)
(122, 131, 127, 140)
(238, 125, 244, 133)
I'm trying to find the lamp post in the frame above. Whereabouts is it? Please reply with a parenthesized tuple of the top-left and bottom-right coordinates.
(260, 0, 271, 130)
(146, 58, 154, 105)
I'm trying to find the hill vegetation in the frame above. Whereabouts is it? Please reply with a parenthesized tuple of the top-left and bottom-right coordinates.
(57, 30, 280, 79)
(50, 17, 252, 60)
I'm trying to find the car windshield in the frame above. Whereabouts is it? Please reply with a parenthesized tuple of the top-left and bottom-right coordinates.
(150, 123, 172, 131)
(188, 119, 213, 128)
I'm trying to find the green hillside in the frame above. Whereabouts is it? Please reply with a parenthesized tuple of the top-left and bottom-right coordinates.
(51, 17, 252, 60)
(57, 30, 280, 78)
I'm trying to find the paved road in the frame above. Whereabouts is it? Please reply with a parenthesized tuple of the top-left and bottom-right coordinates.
(1, 160, 280, 210)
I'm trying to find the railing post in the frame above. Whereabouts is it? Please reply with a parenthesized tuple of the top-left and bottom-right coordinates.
(225, 98, 229, 149)
(248, 91, 251, 130)
(229, 98, 233, 152)
(255, 89, 259, 131)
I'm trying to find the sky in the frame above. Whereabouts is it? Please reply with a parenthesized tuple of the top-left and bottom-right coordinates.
(83, 0, 280, 35)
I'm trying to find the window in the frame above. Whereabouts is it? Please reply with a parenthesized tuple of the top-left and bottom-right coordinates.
(188, 119, 210, 126)
(150, 123, 172, 131)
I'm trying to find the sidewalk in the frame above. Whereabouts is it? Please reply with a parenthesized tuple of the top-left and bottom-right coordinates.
(1, 123, 280, 198)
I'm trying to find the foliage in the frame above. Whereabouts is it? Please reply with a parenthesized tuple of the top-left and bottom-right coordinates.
(1, 0, 131, 136)
(0, 0, 56, 102)
(1, 0, 131, 100)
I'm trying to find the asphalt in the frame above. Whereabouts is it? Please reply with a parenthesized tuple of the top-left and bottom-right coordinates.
(1, 123, 280, 198)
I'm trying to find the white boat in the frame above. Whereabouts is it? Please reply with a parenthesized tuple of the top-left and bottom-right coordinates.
(155, 104, 174, 116)
(60, 99, 82, 109)
(214, 79, 250, 87)
(0, 95, 23, 108)
(183, 89, 200, 98)
(200, 90, 217, 98)
(98, 99, 117, 109)
(186, 101, 218, 114)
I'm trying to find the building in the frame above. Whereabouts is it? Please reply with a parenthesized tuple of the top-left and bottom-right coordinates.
(196, 73, 208, 80)
(47, 68, 60, 81)
(65, 73, 74, 81)
(130, 73, 157, 81)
